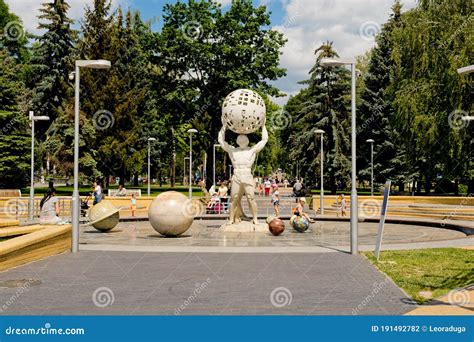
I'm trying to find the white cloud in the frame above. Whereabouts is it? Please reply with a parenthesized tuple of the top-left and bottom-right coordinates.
(5, 0, 127, 35)
(271, 0, 418, 105)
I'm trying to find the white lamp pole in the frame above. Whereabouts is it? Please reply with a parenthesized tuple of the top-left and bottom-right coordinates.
(366, 139, 375, 196)
(314, 129, 325, 215)
(147, 138, 156, 197)
(321, 57, 358, 255)
(187, 129, 198, 198)
(28, 111, 50, 222)
(71, 59, 111, 253)
(229, 164, 233, 179)
(213, 143, 221, 187)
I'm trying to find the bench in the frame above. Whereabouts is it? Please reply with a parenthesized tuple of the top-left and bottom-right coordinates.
(108, 189, 142, 197)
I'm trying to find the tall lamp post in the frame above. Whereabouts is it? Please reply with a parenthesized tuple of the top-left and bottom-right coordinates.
(71, 59, 111, 253)
(229, 164, 233, 179)
(314, 129, 325, 215)
(366, 139, 375, 196)
(147, 138, 156, 197)
(321, 57, 358, 255)
(28, 111, 50, 222)
(187, 129, 198, 199)
(213, 143, 221, 186)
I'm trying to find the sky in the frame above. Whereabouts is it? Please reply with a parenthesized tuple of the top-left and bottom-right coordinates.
(6, 0, 418, 106)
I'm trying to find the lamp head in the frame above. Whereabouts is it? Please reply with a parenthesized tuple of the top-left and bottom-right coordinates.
(366, 139, 375, 143)
(187, 128, 198, 134)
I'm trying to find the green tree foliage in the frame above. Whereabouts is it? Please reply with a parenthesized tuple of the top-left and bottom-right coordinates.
(0, 0, 28, 60)
(283, 42, 351, 193)
(156, 0, 286, 188)
(390, 0, 473, 194)
(357, 1, 409, 191)
(29, 0, 76, 136)
(0, 48, 30, 188)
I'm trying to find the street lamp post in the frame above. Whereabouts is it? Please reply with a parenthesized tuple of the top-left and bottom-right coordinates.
(71, 59, 111, 253)
(28, 111, 50, 222)
(213, 144, 221, 186)
(229, 164, 233, 179)
(366, 139, 375, 196)
(314, 129, 325, 215)
(187, 129, 198, 199)
(147, 138, 157, 197)
(321, 57, 358, 255)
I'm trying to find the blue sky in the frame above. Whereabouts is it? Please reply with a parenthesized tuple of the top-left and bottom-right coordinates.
(7, 0, 418, 105)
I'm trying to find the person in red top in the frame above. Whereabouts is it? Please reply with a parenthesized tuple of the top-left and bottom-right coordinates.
(264, 178, 271, 196)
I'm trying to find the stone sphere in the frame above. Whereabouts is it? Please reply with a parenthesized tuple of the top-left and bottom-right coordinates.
(292, 216, 310, 233)
(148, 191, 195, 237)
(221, 89, 266, 134)
(89, 201, 120, 232)
(268, 218, 285, 236)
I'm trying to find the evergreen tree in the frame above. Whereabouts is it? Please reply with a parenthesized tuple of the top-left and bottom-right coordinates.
(284, 42, 351, 194)
(29, 0, 76, 137)
(357, 1, 408, 191)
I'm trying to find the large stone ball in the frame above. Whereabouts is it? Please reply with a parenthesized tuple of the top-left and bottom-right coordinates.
(221, 89, 266, 135)
(89, 201, 120, 232)
(268, 218, 285, 236)
(148, 191, 195, 237)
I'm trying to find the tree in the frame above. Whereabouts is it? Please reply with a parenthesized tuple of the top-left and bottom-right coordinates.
(284, 42, 351, 193)
(0, 48, 30, 188)
(29, 0, 76, 138)
(357, 1, 408, 192)
(0, 0, 29, 61)
(156, 0, 286, 189)
(390, 0, 473, 194)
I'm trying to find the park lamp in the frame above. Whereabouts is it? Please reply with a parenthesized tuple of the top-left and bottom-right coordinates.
(320, 57, 359, 255)
(457, 65, 474, 75)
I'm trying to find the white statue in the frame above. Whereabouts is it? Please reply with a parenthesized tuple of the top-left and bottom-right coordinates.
(218, 124, 268, 225)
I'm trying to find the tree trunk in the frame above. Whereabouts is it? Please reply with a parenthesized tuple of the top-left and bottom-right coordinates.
(170, 127, 176, 187)
(330, 171, 336, 195)
(133, 174, 138, 186)
(454, 179, 459, 196)
(398, 181, 404, 193)
(424, 174, 431, 195)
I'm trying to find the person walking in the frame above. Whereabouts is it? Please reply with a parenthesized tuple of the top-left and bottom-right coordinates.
(272, 186, 280, 217)
(92, 181, 103, 205)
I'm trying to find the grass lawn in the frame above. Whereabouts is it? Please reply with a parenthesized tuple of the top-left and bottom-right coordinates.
(363, 248, 473, 304)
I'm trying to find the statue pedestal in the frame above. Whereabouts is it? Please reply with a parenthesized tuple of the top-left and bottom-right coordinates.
(220, 221, 268, 233)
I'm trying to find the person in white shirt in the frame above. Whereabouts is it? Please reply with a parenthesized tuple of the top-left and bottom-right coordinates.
(93, 181, 103, 205)
(115, 184, 127, 196)
(39, 188, 62, 225)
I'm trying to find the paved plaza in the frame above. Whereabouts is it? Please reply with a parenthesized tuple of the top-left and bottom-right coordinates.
(0, 250, 415, 315)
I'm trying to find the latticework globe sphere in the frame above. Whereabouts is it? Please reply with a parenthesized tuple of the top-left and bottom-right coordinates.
(89, 201, 120, 232)
(221, 89, 266, 134)
(148, 191, 194, 237)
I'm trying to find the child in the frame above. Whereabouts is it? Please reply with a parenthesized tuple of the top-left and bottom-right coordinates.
(340, 194, 347, 217)
(294, 198, 315, 223)
(130, 194, 137, 217)
(272, 186, 280, 216)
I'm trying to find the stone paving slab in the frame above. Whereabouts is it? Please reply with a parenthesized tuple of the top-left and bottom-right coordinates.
(0, 251, 415, 315)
